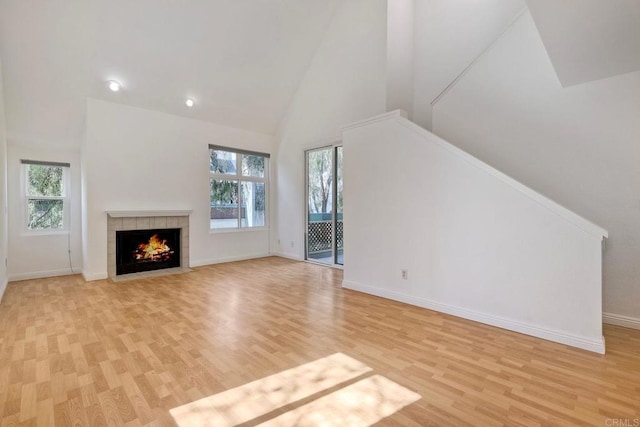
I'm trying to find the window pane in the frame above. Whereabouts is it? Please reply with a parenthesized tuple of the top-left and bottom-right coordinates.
(27, 199, 63, 229)
(210, 180, 239, 228)
(27, 165, 63, 197)
(210, 150, 237, 175)
(241, 181, 265, 227)
(307, 149, 332, 215)
(242, 154, 265, 177)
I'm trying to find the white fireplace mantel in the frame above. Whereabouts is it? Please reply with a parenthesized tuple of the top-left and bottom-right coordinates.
(106, 210, 192, 218)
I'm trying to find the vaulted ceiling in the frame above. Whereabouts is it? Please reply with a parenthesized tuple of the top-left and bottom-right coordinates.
(4, 0, 638, 150)
(0, 0, 342, 147)
(527, 0, 640, 87)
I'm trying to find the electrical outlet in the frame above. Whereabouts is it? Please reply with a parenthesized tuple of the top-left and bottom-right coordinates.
(401, 269, 408, 280)
(290, 241, 294, 248)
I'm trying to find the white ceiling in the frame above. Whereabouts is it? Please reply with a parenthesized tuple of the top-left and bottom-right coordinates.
(0, 0, 342, 147)
(413, 0, 526, 126)
(527, 0, 640, 87)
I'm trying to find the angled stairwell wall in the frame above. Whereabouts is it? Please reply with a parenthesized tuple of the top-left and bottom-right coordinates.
(342, 111, 607, 353)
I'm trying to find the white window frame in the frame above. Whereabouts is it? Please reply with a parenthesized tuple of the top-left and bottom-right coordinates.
(209, 145, 269, 232)
(22, 160, 70, 235)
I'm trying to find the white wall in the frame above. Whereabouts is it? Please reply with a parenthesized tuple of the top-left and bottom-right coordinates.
(274, 0, 388, 259)
(83, 99, 275, 280)
(6, 144, 83, 280)
(432, 11, 640, 326)
(343, 112, 606, 353)
(3, 56, 81, 284)
(386, 0, 414, 117)
(412, 0, 525, 129)
(0, 59, 8, 300)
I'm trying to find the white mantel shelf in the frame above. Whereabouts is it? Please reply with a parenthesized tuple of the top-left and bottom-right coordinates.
(106, 210, 192, 218)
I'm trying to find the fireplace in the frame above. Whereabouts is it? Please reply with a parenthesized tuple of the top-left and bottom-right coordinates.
(107, 211, 191, 280)
(116, 228, 181, 275)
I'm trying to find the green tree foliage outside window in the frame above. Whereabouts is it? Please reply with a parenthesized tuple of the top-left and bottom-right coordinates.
(26, 165, 65, 230)
(210, 150, 238, 205)
(242, 154, 265, 177)
(307, 147, 342, 215)
(308, 149, 333, 214)
(210, 150, 236, 175)
(210, 180, 238, 205)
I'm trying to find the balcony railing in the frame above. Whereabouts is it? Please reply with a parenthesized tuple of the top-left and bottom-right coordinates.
(308, 214, 343, 256)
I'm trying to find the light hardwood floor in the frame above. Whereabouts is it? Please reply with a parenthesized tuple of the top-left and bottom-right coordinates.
(0, 257, 639, 426)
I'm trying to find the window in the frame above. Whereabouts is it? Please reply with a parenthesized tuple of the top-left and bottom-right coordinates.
(22, 160, 70, 232)
(209, 145, 269, 230)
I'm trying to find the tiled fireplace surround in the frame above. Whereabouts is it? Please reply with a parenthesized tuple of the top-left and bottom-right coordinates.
(106, 211, 191, 280)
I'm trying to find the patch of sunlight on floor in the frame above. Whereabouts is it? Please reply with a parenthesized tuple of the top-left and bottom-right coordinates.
(169, 353, 375, 426)
(258, 374, 421, 427)
(170, 353, 421, 426)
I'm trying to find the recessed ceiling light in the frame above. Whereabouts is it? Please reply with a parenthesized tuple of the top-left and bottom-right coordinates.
(185, 98, 195, 108)
(107, 80, 121, 92)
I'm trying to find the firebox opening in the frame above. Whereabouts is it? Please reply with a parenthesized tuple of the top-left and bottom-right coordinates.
(116, 228, 181, 275)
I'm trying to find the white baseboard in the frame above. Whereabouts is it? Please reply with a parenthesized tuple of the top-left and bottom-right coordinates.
(9, 268, 79, 282)
(342, 280, 606, 354)
(0, 276, 7, 304)
(603, 312, 640, 330)
(269, 251, 304, 261)
(82, 271, 108, 282)
(190, 253, 270, 268)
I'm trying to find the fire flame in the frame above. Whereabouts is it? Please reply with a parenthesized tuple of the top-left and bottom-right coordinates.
(134, 234, 174, 261)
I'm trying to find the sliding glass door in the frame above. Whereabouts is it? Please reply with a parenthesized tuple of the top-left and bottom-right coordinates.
(305, 146, 343, 266)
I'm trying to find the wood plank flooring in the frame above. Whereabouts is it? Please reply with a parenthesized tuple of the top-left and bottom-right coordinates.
(0, 256, 639, 426)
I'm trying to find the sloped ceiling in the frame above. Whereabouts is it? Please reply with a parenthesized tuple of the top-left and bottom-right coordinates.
(412, 0, 526, 129)
(0, 0, 342, 147)
(527, 0, 640, 87)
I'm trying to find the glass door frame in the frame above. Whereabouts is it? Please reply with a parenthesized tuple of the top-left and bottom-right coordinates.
(304, 143, 343, 269)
